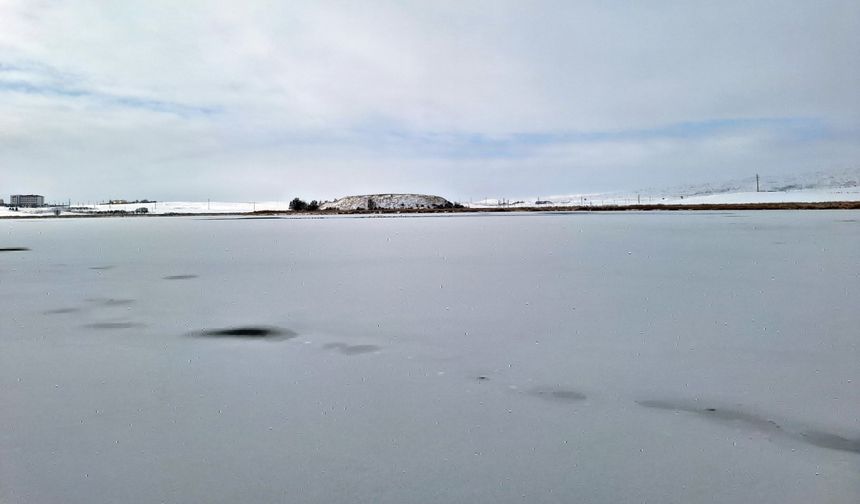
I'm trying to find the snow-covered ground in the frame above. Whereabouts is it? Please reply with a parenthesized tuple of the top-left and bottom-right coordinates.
(467, 188, 860, 208)
(2, 187, 858, 218)
(83, 200, 292, 214)
(0, 200, 292, 217)
(664, 189, 860, 205)
(0, 196, 451, 217)
(468, 169, 860, 208)
(2, 168, 859, 218)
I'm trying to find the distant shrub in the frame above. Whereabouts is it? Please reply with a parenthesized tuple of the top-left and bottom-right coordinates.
(367, 198, 377, 210)
(289, 198, 308, 211)
(307, 200, 320, 211)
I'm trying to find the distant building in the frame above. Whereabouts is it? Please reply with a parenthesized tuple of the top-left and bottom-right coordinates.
(0, 198, 4, 206)
(10, 195, 44, 207)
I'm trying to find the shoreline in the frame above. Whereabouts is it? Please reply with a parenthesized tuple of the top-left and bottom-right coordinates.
(2, 200, 860, 219)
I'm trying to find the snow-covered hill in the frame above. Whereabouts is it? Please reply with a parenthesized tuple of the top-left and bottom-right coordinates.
(321, 194, 453, 211)
(645, 168, 860, 199)
(467, 168, 860, 208)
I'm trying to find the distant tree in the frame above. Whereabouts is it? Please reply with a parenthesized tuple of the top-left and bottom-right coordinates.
(289, 198, 308, 211)
(367, 197, 377, 211)
(307, 200, 320, 211)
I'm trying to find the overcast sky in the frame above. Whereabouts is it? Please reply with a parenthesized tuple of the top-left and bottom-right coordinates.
(1, 0, 858, 202)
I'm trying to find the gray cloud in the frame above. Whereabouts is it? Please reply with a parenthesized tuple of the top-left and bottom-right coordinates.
(0, 0, 857, 201)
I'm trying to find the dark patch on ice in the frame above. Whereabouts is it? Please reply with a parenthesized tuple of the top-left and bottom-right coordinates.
(476, 375, 489, 381)
(163, 274, 198, 280)
(192, 326, 298, 340)
(86, 298, 135, 307)
(638, 400, 782, 432)
(85, 322, 146, 330)
(528, 386, 587, 402)
(798, 430, 860, 454)
(0, 247, 30, 252)
(103, 298, 134, 306)
(44, 307, 80, 315)
(323, 343, 381, 355)
(207, 327, 273, 337)
(89, 265, 114, 270)
(637, 400, 860, 454)
(837, 219, 858, 223)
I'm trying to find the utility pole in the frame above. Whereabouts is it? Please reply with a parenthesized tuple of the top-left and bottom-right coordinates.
(756, 174, 760, 192)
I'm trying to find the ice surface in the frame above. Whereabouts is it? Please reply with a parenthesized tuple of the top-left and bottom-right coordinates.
(1, 212, 858, 503)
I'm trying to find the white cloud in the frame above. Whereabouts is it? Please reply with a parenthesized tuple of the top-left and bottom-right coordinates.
(0, 0, 857, 200)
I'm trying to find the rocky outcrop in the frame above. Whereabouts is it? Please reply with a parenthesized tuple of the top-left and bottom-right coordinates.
(320, 194, 454, 211)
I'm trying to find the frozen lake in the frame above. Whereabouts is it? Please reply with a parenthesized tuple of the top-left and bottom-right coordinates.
(1, 211, 858, 503)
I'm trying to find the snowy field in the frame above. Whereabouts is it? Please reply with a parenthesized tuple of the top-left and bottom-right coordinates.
(0, 200, 291, 217)
(1, 187, 859, 218)
(664, 189, 860, 205)
(1, 212, 858, 503)
(469, 188, 860, 208)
